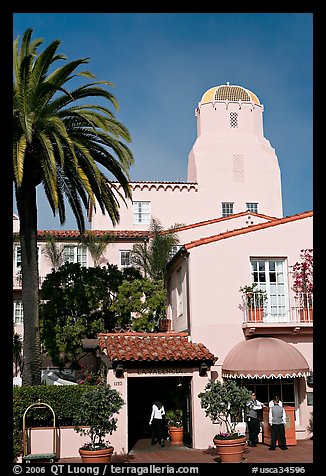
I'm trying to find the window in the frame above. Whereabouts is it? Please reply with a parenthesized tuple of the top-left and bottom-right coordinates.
(246, 203, 258, 213)
(222, 202, 234, 217)
(250, 259, 289, 322)
(14, 246, 22, 271)
(14, 300, 23, 324)
(169, 245, 181, 260)
(230, 112, 238, 128)
(237, 377, 300, 425)
(63, 245, 87, 267)
(239, 378, 295, 407)
(133, 201, 151, 224)
(176, 268, 183, 317)
(120, 251, 131, 268)
(14, 245, 41, 272)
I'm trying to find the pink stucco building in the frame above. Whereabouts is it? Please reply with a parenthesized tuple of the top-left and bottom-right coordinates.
(14, 83, 312, 458)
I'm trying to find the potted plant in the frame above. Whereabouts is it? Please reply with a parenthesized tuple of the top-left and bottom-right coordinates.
(165, 409, 183, 444)
(307, 412, 313, 440)
(198, 380, 251, 463)
(239, 283, 267, 322)
(74, 385, 124, 463)
(290, 249, 313, 322)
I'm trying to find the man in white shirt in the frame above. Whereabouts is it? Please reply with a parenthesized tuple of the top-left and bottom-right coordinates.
(246, 392, 264, 446)
(269, 395, 283, 407)
(268, 397, 288, 450)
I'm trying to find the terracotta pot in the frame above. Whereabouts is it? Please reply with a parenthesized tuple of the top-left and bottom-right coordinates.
(213, 436, 246, 463)
(248, 308, 264, 322)
(168, 427, 183, 444)
(79, 446, 114, 463)
(299, 307, 313, 322)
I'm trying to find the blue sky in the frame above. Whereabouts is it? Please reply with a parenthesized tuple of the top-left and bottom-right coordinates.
(13, 13, 313, 230)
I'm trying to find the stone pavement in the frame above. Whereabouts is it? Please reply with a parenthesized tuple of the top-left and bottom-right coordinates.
(58, 438, 313, 464)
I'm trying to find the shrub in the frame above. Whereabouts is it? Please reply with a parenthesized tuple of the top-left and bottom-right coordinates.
(13, 385, 98, 458)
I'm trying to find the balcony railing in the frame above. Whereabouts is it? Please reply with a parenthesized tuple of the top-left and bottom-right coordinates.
(13, 275, 47, 288)
(242, 292, 313, 324)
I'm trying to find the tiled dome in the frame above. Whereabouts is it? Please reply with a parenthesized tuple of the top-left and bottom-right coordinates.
(201, 83, 260, 105)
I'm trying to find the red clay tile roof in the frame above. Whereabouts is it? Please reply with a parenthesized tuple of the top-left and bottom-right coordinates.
(184, 211, 313, 250)
(97, 332, 217, 363)
(30, 230, 149, 240)
(157, 210, 276, 237)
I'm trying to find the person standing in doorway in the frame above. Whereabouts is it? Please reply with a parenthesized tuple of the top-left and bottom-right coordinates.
(246, 392, 264, 447)
(149, 400, 166, 447)
(269, 397, 288, 450)
(269, 395, 283, 407)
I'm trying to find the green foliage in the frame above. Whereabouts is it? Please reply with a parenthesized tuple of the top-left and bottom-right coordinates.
(80, 232, 112, 267)
(74, 385, 124, 448)
(239, 283, 268, 308)
(165, 409, 183, 428)
(111, 278, 167, 331)
(77, 364, 106, 385)
(40, 262, 142, 368)
(13, 28, 134, 384)
(13, 27, 134, 230)
(307, 412, 313, 435)
(198, 380, 251, 436)
(131, 218, 182, 282)
(13, 332, 23, 375)
(42, 235, 65, 269)
(13, 385, 95, 457)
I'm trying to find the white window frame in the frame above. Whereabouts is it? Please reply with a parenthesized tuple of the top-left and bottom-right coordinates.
(246, 203, 258, 214)
(169, 245, 181, 261)
(250, 258, 290, 322)
(14, 300, 24, 324)
(222, 202, 234, 217)
(14, 245, 22, 272)
(176, 268, 183, 318)
(14, 245, 41, 272)
(63, 245, 87, 267)
(133, 201, 151, 225)
(120, 250, 131, 269)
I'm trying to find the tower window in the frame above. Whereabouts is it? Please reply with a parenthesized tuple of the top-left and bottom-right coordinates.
(230, 112, 238, 128)
(133, 201, 151, 224)
(222, 202, 234, 217)
(246, 203, 258, 213)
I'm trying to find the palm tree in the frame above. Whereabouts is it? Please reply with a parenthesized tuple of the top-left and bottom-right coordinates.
(81, 231, 112, 267)
(13, 332, 23, 377)
(42, 235, 65, 270)
(131, 218, 182, 283)
(13, 28, 134, 385)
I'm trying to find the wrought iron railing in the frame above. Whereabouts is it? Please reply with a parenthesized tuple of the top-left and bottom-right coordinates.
(242, 292, 313, 324)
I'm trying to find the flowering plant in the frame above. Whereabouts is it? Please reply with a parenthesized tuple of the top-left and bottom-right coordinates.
(79, 441, 112, 451)
(290, 249, 313, 307)
(214, 432, 245, 440)
(165, 409, 183, 428)
(77, 364, 106, 385)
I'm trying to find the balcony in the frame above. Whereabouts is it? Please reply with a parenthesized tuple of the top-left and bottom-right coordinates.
(13, 275, 47, 289)
(241, 292, 313, 337)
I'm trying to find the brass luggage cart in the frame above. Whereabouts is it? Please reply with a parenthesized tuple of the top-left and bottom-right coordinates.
(23, 401, 57, 463)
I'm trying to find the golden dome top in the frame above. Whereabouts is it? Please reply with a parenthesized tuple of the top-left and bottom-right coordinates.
(201, 83, 260, 105)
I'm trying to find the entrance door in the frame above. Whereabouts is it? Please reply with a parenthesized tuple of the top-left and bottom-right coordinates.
(182, 378, 192, 447)
(127, 376, 192, 451)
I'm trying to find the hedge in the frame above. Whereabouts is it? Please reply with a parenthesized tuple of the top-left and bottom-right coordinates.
(13, 385, 98, 458)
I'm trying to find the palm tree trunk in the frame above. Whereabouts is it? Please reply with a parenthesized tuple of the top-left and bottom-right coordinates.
(17, 177, 42, 386)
